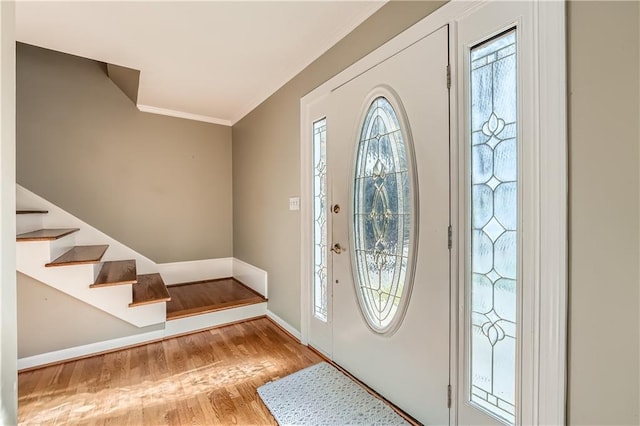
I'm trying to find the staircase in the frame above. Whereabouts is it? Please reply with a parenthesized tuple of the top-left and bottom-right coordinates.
(16, 210, 170, 327)
(16, 185, 269, 370)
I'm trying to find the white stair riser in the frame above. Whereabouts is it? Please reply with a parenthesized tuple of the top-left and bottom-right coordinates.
(16, 214, 44, 234)
(164, 302, 267, 337)
(48, 234, 77, 261)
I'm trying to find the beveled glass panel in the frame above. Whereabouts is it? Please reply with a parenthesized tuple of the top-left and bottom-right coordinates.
(312, 118, 328, 322)
(469, 29, 517, 425)
(353, 96, 414, 333)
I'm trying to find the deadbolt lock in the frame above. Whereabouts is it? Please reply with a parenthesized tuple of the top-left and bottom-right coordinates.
(333, 204, 341, 214)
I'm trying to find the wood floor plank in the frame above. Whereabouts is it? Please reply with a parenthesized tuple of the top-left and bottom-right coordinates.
(129, 273, 171, 307)
(18, 318, 322, 425)
(16, 228, 79, 241)
(91, 260, 137, 288)
(45, 245, 108, 267)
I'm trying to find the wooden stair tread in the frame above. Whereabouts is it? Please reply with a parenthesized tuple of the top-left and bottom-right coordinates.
(91, 260, 137, 288)
(16, 209, 48, 214)
(130, 273, 171, 307)
(17, 228, 79, 241)
(45, 245, 109, 267)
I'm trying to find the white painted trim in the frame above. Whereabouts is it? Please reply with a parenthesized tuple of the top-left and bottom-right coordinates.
(1, 1, 18, 422)
(299, 96, 313, 346)
(448, 18, 462, 425)
(267, 309, 301, 341)
(164, 303, 267, 338)
(17, 329, 166, 371)
(159, 258, 232, 285)
(18, 302, 268, 370)
(136, 104, 232, 127)
(535, 2, 567, 424)
(232, 258, 267, 297)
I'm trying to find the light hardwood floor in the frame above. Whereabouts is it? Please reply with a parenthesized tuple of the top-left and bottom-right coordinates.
(18, 318, 322, 425)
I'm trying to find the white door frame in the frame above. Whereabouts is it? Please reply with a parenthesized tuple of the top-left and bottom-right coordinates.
(299, 1, 567, 424)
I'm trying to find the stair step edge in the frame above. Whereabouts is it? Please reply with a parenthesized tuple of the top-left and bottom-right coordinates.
(45, 245, 109, 267)
(91, 260, 138, 288)
(17, 228, 80, 242)
(16, 210, 48, 215)
(129, 273, 171, 307)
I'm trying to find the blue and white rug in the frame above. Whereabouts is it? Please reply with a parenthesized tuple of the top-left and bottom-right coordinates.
(257, 362, 409, 426)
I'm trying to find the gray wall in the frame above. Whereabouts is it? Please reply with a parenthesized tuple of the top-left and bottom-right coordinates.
(232, 0, 447, 330)
(567, 1, 639, 424)
(1, 1, 17, 423)
(17, 273, 163, 358)
(17, 43, 233, 264)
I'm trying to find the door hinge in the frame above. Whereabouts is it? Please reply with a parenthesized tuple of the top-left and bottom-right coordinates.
(446, 64, 451, 89)
(447, 225, 452, 249)
(447, 384, 452, 408)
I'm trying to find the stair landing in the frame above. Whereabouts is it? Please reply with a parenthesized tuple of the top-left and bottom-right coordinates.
(166, 278, 267, 320)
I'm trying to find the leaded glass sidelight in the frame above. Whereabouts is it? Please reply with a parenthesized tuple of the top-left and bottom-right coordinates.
(352, 96, 414, 334)
(313, 118, 328, 322)
(469, 29, 517, 424)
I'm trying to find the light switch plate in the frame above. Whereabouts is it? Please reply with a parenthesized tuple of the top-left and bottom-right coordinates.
(289, 197, 300, 211)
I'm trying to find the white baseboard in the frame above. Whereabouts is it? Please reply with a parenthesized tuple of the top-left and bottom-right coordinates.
(18, 329, 166, 371)
(266, 309, 301, 341)
(18, 302, 269, 371)
(233, 258, 267, 297)
(159, 258, 233, 285)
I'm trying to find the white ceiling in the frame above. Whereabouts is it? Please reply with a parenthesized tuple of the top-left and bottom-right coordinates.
(15, 1, 386, 126)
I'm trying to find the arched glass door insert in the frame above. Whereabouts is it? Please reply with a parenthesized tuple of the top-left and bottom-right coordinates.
(352, 93, 417, 335)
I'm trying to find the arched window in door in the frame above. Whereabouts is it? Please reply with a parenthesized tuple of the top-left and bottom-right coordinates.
(352, 94, 416, 335)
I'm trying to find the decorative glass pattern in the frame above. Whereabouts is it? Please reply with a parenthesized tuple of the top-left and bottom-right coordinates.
(313, 118, 328, 322)
(469, 30, 517, 424)
(353, 96, 412, 333)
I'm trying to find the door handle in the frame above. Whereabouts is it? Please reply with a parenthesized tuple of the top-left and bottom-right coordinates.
(331, 243, 344, 254)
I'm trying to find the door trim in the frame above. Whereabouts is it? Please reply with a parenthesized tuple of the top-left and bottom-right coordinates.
(300, 1, 567, 424)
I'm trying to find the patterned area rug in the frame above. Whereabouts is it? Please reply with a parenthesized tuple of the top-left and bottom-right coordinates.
(257, 362, 409, 425)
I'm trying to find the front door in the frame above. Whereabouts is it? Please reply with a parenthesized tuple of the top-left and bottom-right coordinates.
(327, 25, 450, 424)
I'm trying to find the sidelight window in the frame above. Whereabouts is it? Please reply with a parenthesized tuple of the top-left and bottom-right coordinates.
(469, 29, 518, 424)
(312, 118, 328, 322)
